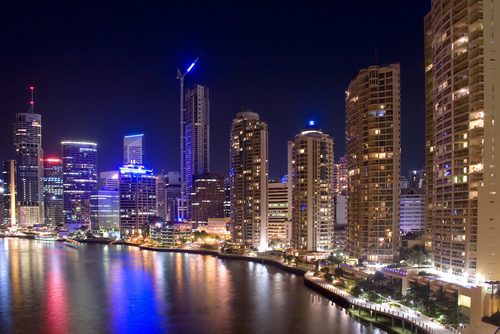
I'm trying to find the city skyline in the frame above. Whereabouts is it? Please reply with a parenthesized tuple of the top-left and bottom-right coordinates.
(0, 1, 430, 178)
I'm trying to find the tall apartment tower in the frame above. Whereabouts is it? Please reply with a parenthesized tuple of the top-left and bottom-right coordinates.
(14, 87, 43, 226)
(184, 84, 210, 219)
(425, 0, 499, 281)
(288, 123, 335, 252)
(123, 134, 143, 165)
(230, 111, 268, 249)
(119, 165, 156, 237)
(62, 141, 98, 231)
(43, 158, 64, 226)
(345, 64, 401, 263)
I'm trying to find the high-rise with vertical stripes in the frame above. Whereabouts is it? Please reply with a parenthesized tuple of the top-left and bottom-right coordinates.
(345, 64, 401, 263)
(230, 111, 268, 249)
(424, 0, 499, 281)
(13, 87, 43, 226)
(184, 84, 210, 219)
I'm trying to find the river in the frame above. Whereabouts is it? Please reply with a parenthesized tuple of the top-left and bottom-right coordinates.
(0, 238, 385, 334)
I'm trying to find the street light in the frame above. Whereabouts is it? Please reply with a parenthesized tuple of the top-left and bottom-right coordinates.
(176, 56, 200, 221)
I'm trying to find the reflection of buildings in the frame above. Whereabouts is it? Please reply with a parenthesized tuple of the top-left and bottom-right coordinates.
(267, 179, 288, 242)
(345, 63, 401, 263)
(43, 158, 64, 226)
(62, 141, 98, 231)
(230, 111, 269, 249)
(119, 165, 156, 237)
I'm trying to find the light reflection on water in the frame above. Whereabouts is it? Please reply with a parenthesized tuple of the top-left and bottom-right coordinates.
(0, 238, 385, 333)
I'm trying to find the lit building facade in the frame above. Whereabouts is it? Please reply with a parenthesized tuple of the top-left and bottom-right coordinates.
(230, 111, 268, 249)
(99, 171, 119, 190)
(407, 169, 424, 189)
(345, 63, 401, 263)
(191, 173, 225, 225)
(184, 84, 210, 219)
(224, 178, 231, 218)
(123, 134, 143, 165)
(334, 193, 348, 250)
(14, 110, 43, 226)
(1, 160, 16, 226)
(156, 172, 181, 221)
(149, 219, 192, 247)
(43, 158, 63, 226)
(288, 124, 335, 252)
(90, 189, 119, 230)
(399, 188, 425, 236)
(425, 0, 500, 281)
(333, 155, 348, 194)
(267, 179, 289, 242)
(119, 164, 156, 237)
(62, 141, 98, 231)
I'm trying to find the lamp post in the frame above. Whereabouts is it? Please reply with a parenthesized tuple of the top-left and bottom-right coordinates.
(176, 57, 199, 221)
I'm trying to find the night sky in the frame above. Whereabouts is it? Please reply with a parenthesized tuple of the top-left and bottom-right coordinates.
(0, 1, 430, 179)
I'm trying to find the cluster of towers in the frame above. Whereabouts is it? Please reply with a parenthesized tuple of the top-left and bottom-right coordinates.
(1, 0, 498, 285)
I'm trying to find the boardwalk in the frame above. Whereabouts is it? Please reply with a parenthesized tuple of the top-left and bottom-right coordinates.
(305, 272, 460, 334)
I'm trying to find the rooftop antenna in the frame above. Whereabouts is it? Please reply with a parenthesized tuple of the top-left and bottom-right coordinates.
(374, 48, 379, 65)
(28, 85, 35, 113)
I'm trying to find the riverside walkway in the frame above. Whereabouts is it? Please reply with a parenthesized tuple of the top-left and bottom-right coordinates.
(305, 272, 460, 334)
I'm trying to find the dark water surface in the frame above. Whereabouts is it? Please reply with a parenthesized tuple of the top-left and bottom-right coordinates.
(0, 238, 385, 334)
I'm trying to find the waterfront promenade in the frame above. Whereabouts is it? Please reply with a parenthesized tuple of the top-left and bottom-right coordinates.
(304, 272, 460, 334)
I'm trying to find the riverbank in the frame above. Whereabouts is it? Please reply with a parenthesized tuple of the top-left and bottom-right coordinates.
(304, 273, 459, 334)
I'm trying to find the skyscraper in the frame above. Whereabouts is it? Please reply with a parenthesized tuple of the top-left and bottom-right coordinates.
(289, 123, 335, 252)
(267, 179, 289, 243)
(14, 87, 43, 226)
(156, 171, 181, 221)
(1, 160, 16, 226)
(123, 134, 144, 165)
(191, 173, 224, 224)
(230, 111, 268, 249)
(345, 63, 401, 263)
(42, 158, 63, 226)
(119, 164, 156, 237)
(425, 0, 499, 281)
(62, 141, 98, 231)
(184, 84, 210, 219)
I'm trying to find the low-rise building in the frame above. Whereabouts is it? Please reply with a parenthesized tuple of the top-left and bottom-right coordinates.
(149, 220, 192, 247)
